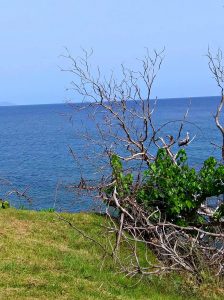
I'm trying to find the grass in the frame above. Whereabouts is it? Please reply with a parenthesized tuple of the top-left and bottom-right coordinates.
(0, 208, 223, 299)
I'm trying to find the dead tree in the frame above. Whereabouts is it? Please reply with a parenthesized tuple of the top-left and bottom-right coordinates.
(61, 48, 194, 169)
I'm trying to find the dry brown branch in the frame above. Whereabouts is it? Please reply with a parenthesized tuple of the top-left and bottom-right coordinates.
(56, 212, 109, 254)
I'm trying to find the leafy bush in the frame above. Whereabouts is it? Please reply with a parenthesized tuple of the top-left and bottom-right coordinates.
(0, 199, 10, 209)
(109, 149, 224, 225)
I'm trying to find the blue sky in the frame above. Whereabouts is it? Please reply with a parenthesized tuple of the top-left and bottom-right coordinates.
(0, 0, 224, 105)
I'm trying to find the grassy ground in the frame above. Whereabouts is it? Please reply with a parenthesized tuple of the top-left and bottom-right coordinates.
(0, 208, 223, 300)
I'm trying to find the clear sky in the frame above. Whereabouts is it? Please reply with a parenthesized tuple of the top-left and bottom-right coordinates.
(0, 0, 224, 105)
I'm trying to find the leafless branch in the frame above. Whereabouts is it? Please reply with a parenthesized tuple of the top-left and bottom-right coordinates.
(207, 48, 224, 160)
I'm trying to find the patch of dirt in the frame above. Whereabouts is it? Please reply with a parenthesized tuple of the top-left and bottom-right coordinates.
(5, 218, 32, 236)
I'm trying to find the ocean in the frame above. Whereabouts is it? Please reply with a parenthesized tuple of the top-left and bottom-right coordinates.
(0, 97, 222, 212)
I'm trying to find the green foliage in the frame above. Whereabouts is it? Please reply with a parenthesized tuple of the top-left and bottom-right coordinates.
(213, 203, 224, 221)
(109, 150, 224, 225)
(106, 154, 133, 198)
(138, 149, 224, 224)
(0, 199, 10, 209)
(18, 205, 28, 210)
(40, 208, 55, 212)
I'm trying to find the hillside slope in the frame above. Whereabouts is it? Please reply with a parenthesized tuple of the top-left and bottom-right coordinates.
(0, 209, 222, 299)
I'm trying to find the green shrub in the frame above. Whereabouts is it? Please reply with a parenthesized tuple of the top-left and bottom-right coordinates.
(108, 149, 224, 225)
(0, 199, 10, 209)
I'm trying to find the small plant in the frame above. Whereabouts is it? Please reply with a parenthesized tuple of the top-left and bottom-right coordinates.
(40, 208, 55, 213)
(0, 199, 10, 209)
(18, 205, 28, 210)
(106, 154, 133, 198)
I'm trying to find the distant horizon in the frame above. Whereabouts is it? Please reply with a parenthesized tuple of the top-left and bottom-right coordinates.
(0, 95, 221, 107)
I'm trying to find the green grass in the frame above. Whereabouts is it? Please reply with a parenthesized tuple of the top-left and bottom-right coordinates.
(0, 208, 223, 299)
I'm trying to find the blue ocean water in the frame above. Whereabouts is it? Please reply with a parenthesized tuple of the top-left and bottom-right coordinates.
(0, 97, 222, 211)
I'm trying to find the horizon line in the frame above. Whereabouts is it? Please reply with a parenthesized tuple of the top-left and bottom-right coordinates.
(0, 95, 221, 107)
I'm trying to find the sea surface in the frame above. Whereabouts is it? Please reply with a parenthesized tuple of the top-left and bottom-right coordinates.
(0, 97, 222, 212)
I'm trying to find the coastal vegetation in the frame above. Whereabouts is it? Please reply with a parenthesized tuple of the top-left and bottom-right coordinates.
(62, 48, 224, 286)
(108, 149, 224, 225)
